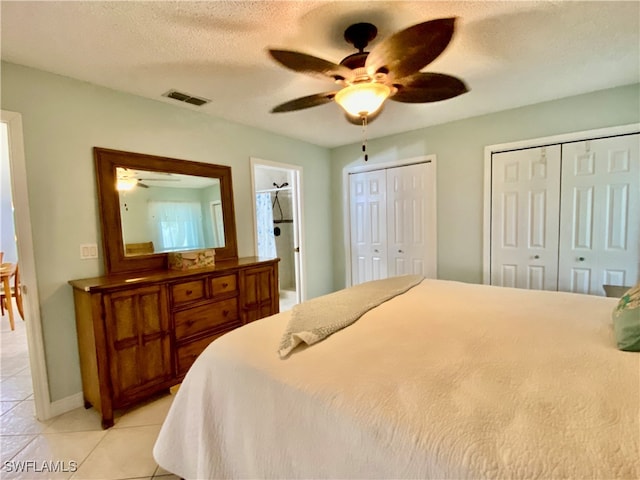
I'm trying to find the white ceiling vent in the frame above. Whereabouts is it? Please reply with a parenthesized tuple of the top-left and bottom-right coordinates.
(162, 89, 210, 106)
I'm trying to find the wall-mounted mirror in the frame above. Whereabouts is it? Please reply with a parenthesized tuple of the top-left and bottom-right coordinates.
(95, 148, 238, 275)
(117, 168, 226, 255)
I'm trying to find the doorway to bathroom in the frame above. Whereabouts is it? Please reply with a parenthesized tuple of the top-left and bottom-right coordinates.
(251, 158, 305, 311)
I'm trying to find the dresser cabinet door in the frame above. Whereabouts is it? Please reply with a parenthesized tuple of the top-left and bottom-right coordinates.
(241, 265, 279, 323)
(104, 285, 172, 403)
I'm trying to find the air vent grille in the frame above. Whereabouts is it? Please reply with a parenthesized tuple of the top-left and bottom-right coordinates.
(163, 89, 210, 106)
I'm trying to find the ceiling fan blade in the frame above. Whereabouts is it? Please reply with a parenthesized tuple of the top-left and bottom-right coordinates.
(268, 49, 353, 83)
(366, 18, 456, 81)
(271, 92, 337, 113)
(391, 73, 468, 103)
(138, 178, 180, 181)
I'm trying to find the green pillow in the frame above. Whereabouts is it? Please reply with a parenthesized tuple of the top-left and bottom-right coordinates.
(613, 283, 640, 351)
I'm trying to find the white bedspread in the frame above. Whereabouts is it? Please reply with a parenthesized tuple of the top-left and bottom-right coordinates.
(154, 279, 639, 479)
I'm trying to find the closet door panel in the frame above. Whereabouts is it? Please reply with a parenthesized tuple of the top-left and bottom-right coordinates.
(559, 134, 639, 294)
(350, 170, 388, 285)
(490, 146, 562, 290)
(386, 163, 430, 277)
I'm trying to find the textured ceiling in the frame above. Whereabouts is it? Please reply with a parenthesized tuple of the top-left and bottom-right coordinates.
(1, 1, 639, 148)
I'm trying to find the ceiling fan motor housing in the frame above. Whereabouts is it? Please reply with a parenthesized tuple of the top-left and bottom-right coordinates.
(340, 23, 378, 69)
(344, 23, 378, 51)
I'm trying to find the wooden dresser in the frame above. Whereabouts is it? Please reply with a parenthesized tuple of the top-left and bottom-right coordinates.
(69, 257, 279, 428)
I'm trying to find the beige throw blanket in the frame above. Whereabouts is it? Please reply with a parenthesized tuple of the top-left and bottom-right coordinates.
(278, 274, 423, 357)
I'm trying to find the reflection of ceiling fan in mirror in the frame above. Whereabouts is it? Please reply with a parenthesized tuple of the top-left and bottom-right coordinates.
(116, 167, 179, 191)
(267, 17, 469, 124)
(137, 177, 181, 188)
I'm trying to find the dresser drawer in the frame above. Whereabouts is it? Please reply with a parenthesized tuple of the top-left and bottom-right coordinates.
(171, 279, 206, 306)
(210, 274, 238, 297)
(176, 333, 224, 376)
(174, 298, 239, 340)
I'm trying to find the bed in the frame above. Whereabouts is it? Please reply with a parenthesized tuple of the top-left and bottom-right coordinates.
(153, 278, 639, 479)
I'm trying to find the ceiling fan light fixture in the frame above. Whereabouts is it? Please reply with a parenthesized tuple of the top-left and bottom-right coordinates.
(116, 177, 137, 191)
(334, 82, 391, 117)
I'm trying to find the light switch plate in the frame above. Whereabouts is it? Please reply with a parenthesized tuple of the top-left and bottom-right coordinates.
(80, 243, 98, 259)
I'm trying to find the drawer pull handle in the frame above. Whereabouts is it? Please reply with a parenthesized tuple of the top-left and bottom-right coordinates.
(186, 289, 193, 296)
(222, 310, 229, 317)
(222, 282, 229, 288)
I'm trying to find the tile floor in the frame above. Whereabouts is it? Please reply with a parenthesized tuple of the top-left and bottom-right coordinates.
(0, 302, 180, 480)
(279, 289, 297, 312)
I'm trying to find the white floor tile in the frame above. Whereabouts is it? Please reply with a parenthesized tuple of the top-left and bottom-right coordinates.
(279, 288, 298, 311)
(0, 434, 36, 464)
(1, 400, 21, 416)
(70, 425, 161, 480)
(0, 355, 31, 378)
(0, 375, 34, 401)
(113, 393, 174, 429)
(0, 400, 50, 435)
(44, 406, 103, 434)
(2, 431, 106, 479)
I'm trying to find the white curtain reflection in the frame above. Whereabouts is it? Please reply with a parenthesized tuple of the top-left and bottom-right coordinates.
(148, 201, 205, 252)
(256, 192, 276, 258)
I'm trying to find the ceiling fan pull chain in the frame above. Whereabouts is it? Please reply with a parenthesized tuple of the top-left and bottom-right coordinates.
(361, 115, 368, 161)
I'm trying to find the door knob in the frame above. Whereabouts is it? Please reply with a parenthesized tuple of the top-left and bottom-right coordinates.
(398, 250, 404, 254)
(533, 255, 540, 259)
(374, 249, 379, 253)
(578, 257, 585, 262)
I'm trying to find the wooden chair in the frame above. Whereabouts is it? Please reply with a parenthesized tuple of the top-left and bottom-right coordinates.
(125, 241, 155, 256)
(1, 263, 24, 321)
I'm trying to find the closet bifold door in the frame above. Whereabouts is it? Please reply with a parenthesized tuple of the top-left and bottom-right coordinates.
(558, 134, 640, 294)
(386, 163, 431, 278)
(349, 162, 436, 286)
(350, 169, 388, 285)
(490, 145, 562, 290)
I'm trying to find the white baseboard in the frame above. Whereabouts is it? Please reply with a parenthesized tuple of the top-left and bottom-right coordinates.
(43, 392, 84, 420)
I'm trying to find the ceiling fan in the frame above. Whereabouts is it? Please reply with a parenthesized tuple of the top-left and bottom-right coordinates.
(267, 17, 469, 125)
(115, 167, 179, 191)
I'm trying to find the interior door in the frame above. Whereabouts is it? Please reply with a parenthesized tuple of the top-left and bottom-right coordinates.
(350, 169, 387, 284)
(491, 145, 562, 290)
(386, 163, 431, 277)
(558, 134, 639, 294)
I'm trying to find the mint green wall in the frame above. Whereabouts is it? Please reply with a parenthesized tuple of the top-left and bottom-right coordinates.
(1, 61, 333, 402)
(330, 83, 640, 289)
(3, 58, 637, 403)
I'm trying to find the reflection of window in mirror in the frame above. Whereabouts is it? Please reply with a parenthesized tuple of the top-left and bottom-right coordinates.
(117, 168, 225, 256)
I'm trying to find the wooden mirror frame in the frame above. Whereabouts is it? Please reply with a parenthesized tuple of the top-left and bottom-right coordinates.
(94, 147, 238, 275)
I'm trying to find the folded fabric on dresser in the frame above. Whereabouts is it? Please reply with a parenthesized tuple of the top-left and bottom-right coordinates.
(278, 274, 423, 357)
